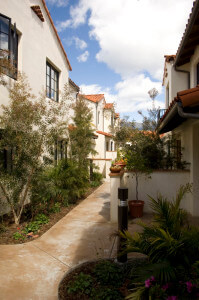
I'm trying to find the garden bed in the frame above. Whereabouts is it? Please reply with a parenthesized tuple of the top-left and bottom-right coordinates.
(58, 258, 147, 300)
(0, 185, 100, 245)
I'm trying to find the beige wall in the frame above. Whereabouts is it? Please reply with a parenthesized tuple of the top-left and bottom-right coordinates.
(110, 170, 192, 222)
(0, 0, 70, 114)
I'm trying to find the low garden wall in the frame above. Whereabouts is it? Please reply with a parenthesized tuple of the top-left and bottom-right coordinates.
(91, 158, 112, 178)
(110, 170, 191, 223)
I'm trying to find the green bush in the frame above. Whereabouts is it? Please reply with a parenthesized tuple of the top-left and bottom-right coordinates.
(30, 159, 90, 216)
(90, 171, 103, 187)
(13, 232, 25, 240)
(50, 202, 61, 213)
(121, 184, 199, 299)
(23, 221, 40, 234)
(94, 260, 124, 286)
(34, 213, 49, 225)
(67, 272, 94, 296)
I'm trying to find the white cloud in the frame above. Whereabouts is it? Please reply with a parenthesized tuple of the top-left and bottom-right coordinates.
(80, 75, 163, 115)
(58, 0, 194, 119)
(56, 19, 71, 32)
(73, 37, 87, 50)
(62, 36, 87, 49)
(77, 50, 89, 62)
(46, 0, 68, 7)
(115, 74, 163, 113)
(59, 0, 193, 80)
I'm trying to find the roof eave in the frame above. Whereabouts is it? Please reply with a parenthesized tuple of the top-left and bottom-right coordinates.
(175, 0, 199, 67)
(41, 0, 72, 71)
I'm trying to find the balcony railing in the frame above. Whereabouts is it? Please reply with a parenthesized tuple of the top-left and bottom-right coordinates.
(157, 109, 167, 123)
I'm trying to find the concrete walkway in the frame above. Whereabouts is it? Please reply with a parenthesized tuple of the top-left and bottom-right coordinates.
(0, 180, 149, 300)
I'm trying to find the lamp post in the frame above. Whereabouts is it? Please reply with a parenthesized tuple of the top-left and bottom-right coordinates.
(117, 187, 128, 263)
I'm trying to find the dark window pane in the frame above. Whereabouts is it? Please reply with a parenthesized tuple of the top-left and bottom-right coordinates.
(46, 75, 50, 87)
(0, 15, 9, 34)
(51, 69, 54, 79)
(47, 65, 50, 75)
(54, 91, 57, 101)
(46, 86, 50, 98)
(0, 33, 9, 50)
(51, 78, 55, 90)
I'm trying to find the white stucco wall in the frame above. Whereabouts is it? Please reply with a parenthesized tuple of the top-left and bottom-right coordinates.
(110, 170, 192, 222)
(91, 159, 112, 178)
(106, 151, 117, 160)
(0, 0, 70, 115)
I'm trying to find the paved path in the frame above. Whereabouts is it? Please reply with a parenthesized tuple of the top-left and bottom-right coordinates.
(0, 180, 150, 300)
(0, 180, 119, 299)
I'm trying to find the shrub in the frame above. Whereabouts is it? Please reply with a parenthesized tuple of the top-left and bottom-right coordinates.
(34, 213, 49, 225)
(13, 232, 25, 240)
(121, 184, 199, 299)
(67, 272, 94, 296)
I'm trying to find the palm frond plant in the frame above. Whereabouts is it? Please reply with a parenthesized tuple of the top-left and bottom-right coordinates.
(121, 184, 199, 299)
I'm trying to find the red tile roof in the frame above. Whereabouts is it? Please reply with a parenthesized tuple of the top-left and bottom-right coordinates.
(82, 94, 104, 103)
(104, 103, 114, 109)
(69, 78, 80, 91)
(158, 85, 199, 124)
(175, 0, 199, 66)
(31, 6, 45, 22)
(96, 131, 112, 137)
(41, 0, 72, 71)
(115, 113, 120, 118)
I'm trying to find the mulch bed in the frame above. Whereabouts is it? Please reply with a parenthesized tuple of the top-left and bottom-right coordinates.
(0, 186, 100, 245)
(58, 260, 131, 300)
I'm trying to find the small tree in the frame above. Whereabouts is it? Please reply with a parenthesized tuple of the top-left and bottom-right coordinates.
(0, 50, 16, 85)
(69, 94, 97, 171)
(0, 73, 68, 224)
(114, 116, 136, 148)
(124, 130, 164, 201)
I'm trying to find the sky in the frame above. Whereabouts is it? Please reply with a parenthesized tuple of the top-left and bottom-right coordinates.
(46, 0, 194, 122)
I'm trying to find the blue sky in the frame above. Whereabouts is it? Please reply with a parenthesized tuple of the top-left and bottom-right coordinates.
(46, 0, 193, 122)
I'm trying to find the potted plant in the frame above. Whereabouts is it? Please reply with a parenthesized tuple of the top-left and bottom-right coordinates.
(124, 130, 153, 218)
(110, 161, 122, 173)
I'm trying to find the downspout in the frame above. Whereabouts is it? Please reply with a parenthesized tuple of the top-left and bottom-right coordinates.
(177, 102, 199, 119)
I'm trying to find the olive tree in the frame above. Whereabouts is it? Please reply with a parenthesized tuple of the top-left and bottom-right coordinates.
(0, 73, 69, 224)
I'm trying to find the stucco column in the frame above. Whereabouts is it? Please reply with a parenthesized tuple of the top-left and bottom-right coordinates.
(110, 171, 124, 223)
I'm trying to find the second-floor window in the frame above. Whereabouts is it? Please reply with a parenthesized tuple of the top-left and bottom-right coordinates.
(0, 13, 18, 79)
(46, 62, 59, 102)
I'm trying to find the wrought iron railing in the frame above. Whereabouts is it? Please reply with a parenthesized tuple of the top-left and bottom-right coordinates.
(157, 109, 167, 123)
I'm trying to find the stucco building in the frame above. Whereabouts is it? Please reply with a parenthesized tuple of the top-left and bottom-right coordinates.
(157, 0, 199, 215)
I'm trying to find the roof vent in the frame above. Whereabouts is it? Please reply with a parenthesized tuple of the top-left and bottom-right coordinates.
(31, 5, 45, 22)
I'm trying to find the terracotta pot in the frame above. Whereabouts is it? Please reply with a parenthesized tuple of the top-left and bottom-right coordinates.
(110, 166, 121, 173)
(128, 200, 144, 218)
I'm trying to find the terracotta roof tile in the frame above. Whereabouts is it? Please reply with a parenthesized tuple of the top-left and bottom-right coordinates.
(175, 0, 199, 66)
(41, 0, 72, 71)
(82, 94, 104, 103)
(69, 78, 80, 91)
(104, 103, 113, 109)
(158, 85, 199, 124)
(96, 131, 112, 137)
